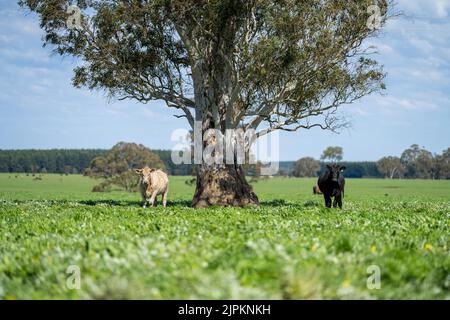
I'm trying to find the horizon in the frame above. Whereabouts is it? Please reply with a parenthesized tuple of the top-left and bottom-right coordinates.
(1, 0, 449, 161)
(0, 145, 445, 163)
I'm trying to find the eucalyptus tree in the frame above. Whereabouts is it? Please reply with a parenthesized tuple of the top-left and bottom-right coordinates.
(321, 146, 344, 163)
(435, 148, 450, 179)
(20, 0, 391, 207)
(376, 156, 405, 179)
(293, 157, 320, 177)
(84, 142, 165, 191)
(401, 144, 435, 179)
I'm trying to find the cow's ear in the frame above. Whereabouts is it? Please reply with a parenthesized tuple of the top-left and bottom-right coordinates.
(150, 168, 155, 172)
(135, 169, 142, 174)
(340, 166, 346, 172)
(326, 164, 332, 170)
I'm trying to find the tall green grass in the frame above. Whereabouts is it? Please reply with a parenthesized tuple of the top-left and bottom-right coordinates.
(0, 174, 448, 299)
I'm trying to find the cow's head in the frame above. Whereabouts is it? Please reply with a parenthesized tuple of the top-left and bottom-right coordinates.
(135, 167, 155, 184)
(326, 164, 346, 183)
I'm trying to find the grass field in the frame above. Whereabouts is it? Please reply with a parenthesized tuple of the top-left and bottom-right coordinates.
(0, 173, 449, 299)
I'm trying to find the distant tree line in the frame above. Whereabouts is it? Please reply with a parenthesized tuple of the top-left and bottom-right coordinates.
(0, 148, 194, 176)
(291, 146, 378, 178)
(1, 144, 448, 179)
(0, 149, 107, 174)
(292, 145, 450, 179)
(291, 159, 379, 178)
(150, 150, 195, 176)
(377, 145, 449, 179)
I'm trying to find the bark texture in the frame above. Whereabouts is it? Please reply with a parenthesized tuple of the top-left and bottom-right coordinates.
(192, 164, 259, 208)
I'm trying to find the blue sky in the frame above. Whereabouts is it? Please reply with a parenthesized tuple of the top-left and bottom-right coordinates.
(0, 0, 449, 161)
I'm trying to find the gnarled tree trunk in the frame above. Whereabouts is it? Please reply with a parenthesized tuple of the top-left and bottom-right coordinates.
(192, 164, 259, 208)
(186, 27, 261, 208)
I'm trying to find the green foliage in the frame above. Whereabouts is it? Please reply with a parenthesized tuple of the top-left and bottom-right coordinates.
(293, 157, 320, 177)
(321, 146, 344, 162)
(151, 150, 195, 176)
(0, 148, 195, 176)
(0, 149, 107, 174)
(0, 174, 449, 299)
(84, 142, 165, 192)
(2, 146, 449, 180)
(377, 156, 406, 179)
(91, 181, 112, 193)
(330, 161, 380, 178)
(19, 0, 392, 135)
(85, 142, 165, 178)
(401, 144, 441, 179)
(435, 148, 450, 179)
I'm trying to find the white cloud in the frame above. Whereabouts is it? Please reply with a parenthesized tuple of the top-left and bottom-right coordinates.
(352, 107, 371, 116)
(0, 34, 17, 44)
(14, 20, 43, 36)
(365, 41, 395, 55)
(408, 37, 433, 54)
(376, 43, 394, 54)
(378, 96, 441, 112)
(397, 0, 449, 19)
(435, 0, 450, 18)
(390, 66, 448, 84)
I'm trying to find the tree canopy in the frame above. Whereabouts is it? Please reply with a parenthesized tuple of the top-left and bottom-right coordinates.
(84, 142, 165, 191)
(293, 157, 320, 177)
(320, 146, 344, 162)
(376, 156, 405, 179)
(401, 144, 435, 179)
(19, 0, 390, 135)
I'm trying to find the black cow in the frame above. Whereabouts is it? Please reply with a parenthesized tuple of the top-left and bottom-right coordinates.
(317, 164, 346, 209)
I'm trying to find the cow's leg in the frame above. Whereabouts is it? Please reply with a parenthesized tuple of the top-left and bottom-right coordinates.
(162, 190, 168, 207)
(337, 193, 343, 209)
(333, 192, 339, 208)
(324, 194, 332, 208)
(149, 191, 158, 207)
(333, 197, 338, 208)
(141, 194, 147, 208)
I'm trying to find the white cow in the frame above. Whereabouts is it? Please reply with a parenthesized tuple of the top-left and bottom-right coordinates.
(135, 167, 169, 208)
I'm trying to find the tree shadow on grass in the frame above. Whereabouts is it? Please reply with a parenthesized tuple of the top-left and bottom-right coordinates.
(5, 198, 321, 210)
(79, 199, 193, 208)
(75, 199, 321, 209)
(259, 199, 322, 209)
(79, 199, 138, 207)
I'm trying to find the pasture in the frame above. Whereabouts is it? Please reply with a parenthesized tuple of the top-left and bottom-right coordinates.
(0, 173, 448, 299)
